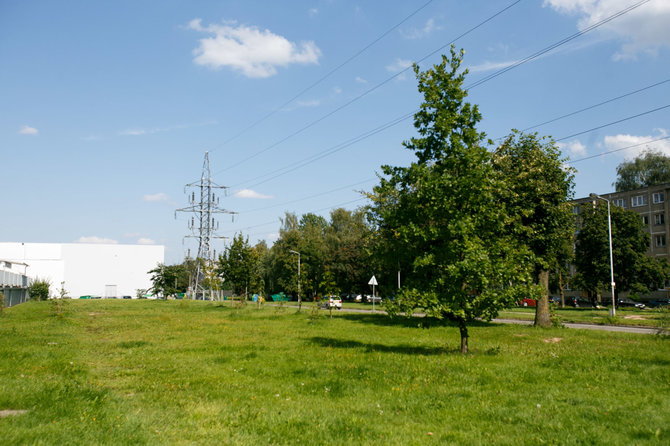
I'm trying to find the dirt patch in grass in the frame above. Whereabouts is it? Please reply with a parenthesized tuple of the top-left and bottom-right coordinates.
(543, 337, 563, 343)
(0, 410, 28, 417)
(622, 315, 648, 320)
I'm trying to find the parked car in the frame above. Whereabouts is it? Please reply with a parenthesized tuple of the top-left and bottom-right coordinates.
(367, 295, 382, 303)
(320, 296, 342, 310)
(616, 298, 645, 309)
(567, 296, 592, 308)
(122, 295, 132, 299)
(518, 298, 537, 307)
(647, 298, 670, 308)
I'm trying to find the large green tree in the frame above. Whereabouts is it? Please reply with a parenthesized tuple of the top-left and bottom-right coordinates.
(325, 208, 371, 296)
(575, 202, 670, 301)
(614, 150, 670, 192)
(492, 131, 575, 326)
(368, 47, 533, 354)
(218, 233, 263, 297)
(149, 263, 191, 297)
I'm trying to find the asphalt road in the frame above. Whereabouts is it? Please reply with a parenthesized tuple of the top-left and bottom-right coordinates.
(270, 303, 664, 335)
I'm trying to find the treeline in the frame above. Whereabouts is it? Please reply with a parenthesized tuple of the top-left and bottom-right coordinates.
(151, 208, 382, 300)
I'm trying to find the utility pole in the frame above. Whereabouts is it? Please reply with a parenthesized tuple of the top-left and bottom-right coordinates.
(176, 152, 236, 299)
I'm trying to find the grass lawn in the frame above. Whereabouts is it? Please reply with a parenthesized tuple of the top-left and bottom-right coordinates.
(1, 300, 669, 445)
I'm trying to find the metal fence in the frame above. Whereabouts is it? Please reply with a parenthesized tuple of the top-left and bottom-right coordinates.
(1, 267, 30, 307)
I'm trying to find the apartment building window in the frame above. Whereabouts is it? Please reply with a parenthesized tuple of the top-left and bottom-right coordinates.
(642, 215, 650, 225)
(655, 234, 666, 247)
(655, 213, 665, 225)
(631, 195, 648, 207)
(653, 192, 665, 204)
(572, 205, 580, 215)
(614, 198, 626, 208)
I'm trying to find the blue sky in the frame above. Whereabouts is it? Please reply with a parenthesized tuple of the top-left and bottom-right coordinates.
(2, 0, 669, 264)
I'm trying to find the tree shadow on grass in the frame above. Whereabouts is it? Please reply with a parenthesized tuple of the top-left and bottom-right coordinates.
(308, 336, 457, 356)
(336, 312, 492, 329)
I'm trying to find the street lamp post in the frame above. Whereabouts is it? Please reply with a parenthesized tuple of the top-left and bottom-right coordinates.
(289, 250, 301, 312)
(589, 193, 616, 317)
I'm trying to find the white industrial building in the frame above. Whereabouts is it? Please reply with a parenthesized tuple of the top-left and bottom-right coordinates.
(0, 242, 164, 298)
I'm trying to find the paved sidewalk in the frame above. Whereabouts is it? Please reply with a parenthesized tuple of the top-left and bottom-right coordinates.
(270, 303, 665, 335)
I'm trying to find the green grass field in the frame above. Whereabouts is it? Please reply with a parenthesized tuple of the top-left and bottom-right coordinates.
(1, 300, 668, 445)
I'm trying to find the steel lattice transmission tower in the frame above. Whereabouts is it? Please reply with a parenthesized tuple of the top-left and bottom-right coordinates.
(176, 152, 236, 297)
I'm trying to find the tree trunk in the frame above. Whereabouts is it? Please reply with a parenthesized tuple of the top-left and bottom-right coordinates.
(458, 319, 469, 354)
(558, 269, 565, 308)
(534, 269, 552, 327)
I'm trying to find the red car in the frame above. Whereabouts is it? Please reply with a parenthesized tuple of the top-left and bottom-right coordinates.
(519, 298, 537, 307)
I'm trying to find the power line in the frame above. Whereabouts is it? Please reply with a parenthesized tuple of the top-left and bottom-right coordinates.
(240, 178, 376, 214)
(222, 197, 368, 235)
(216, 0, 523, 174)
(494, 77, 670, 140)
(566, 135, 670, 164)
(228, 0, 649, 189)
(209, 0, 435, 152)
(466, 0, 651, 89)
(555, 103, 670, 142)
(236, 111, 415, 189)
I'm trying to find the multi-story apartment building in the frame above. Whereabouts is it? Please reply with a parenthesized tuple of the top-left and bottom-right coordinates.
(572, 183, 670, 260)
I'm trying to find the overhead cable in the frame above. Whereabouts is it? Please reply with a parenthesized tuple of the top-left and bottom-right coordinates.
(209, 0, 435, 152)
(216, 0, 523, 174)
(229, 0, 649, 187)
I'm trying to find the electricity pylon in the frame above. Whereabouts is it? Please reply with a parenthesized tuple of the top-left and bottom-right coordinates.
(176, 152, 236, 298)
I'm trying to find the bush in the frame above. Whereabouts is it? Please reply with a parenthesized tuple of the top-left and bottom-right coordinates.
(28, 278, 51, 301)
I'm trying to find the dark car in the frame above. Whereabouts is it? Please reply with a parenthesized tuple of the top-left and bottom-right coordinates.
(615, 298, 645, 309)
(646, 298, 669, 308)
(567, 296, 592, 308)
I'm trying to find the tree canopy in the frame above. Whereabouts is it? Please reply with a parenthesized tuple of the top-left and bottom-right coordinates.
(149, 262, 192, 297)
(614, 150, 670, 192)
(368, 47, 534, 353)
(574, 202, 670, 299)
(492, 130, 575, 326)
(217, 233, 264, 297)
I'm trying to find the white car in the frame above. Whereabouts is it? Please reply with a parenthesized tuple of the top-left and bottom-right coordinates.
(321, 296, 342, 309)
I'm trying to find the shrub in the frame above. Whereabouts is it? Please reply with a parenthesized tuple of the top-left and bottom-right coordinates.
(28, 278, 51, 301)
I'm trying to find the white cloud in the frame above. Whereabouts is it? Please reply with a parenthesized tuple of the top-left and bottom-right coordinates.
(267, 232, 279, 241)
(355, 76, 368, 84)
(187, 18, 321, 78)
(19, 125, 38, 135)
(603, 128, 670, 159)
(234, 189, 274, 199)
(544, 0, 670, 60)
(143, 193, 169, 202)
(386, 58, 413, 80)
(467, 59, 517, 73)
(120, 120, 217, 137)
(75, 236, 118, 244)
(558, 140, 587, 157)
(332, 86, 342, 95)
(137, 238, 156, 245)
(120, 128, 149, 136)
(296, 99, 320, 108)
(308, 8, 318, 17)
(401, 18, 440, 39)
(386, 58, 412, 73)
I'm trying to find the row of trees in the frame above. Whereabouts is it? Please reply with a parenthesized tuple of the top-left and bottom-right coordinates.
(149, 208, 375, 302)
(150, 47, 669, 353)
